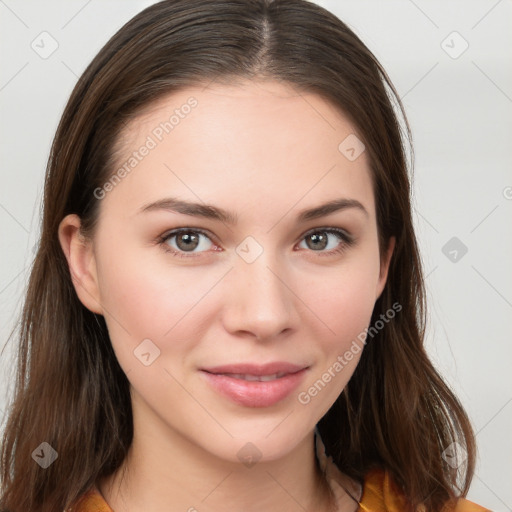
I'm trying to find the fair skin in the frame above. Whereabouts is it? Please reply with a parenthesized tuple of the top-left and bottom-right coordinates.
(58, 79, 394, 512)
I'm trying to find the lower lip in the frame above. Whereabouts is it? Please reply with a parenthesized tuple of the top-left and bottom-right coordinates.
(200, 369, 308, 408)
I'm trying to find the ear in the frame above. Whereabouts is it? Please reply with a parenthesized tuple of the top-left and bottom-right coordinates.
(375, 236, 395, 300)
(58, 214, 103, 315)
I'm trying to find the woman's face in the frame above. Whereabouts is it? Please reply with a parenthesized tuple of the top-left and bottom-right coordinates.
(60, 79, 393, 463)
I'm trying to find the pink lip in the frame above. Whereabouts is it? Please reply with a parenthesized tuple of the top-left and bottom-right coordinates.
(201, 362, 307, 376)
(199, 362, 309, 408)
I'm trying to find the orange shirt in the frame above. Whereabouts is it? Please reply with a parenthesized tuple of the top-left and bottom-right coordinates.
(69, 471, 491, 512)
(69, 429, 491, 511)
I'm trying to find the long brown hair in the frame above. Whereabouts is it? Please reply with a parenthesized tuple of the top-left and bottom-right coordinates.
(0, 1, 476, 510)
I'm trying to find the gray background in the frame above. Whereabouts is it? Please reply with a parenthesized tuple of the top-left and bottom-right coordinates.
(1, 0, 511, 509)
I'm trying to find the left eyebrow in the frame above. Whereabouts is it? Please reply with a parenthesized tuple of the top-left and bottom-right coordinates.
(297, 198, 369, 221)
(137, 196, 368, 224)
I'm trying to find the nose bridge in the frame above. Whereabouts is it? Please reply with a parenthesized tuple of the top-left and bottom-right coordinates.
(222, 236, 295, 338)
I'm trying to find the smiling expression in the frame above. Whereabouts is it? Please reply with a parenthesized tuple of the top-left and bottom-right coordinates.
(61, 78, 393, 463)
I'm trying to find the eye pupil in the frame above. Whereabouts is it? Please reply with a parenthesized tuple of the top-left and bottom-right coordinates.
(307, 232, 328, 250)
(177, 232, 199, 251)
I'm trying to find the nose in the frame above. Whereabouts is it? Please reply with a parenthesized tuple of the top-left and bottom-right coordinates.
(220, 251, 297, 341)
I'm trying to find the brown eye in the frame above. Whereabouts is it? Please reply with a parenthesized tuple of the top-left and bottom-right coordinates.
(298, 228, 352, 254)
(175, 231, 200, 251)
(160, 229, 215, 257)
(305, 232, 330, 250)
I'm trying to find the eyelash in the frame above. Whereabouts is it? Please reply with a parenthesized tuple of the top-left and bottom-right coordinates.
(156, 227, 355, 260)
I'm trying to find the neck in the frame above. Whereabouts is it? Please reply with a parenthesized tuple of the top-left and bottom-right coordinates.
(98, 399, 338, 512)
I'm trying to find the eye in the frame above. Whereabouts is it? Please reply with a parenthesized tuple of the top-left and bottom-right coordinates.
(157, 226, 354, 259)
(297, 227, 354, 256)
(158, 228, 217, 258)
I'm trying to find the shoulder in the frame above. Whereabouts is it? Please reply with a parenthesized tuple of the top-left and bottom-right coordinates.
(66, 486, 113, 512)
(359, 468, 492, 512)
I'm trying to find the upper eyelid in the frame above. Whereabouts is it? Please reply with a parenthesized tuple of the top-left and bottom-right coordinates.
(161, 227, 216, 243)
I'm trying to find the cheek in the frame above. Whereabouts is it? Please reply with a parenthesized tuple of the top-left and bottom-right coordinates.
(304, 276, 375, 372)
(303, 253, 381, 346)
(295, 250, 380, 400)
(93, 239, 226, 369)
(308, 273, 375, 326)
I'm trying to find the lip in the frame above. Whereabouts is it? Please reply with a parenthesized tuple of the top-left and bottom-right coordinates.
(201, 362, 308, 376)
(199, 362, 309, 408)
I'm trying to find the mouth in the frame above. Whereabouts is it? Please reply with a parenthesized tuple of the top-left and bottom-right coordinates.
(199, 362, 310, 408)
(201, 361, 308, 377)
(210, 372, 290, 382)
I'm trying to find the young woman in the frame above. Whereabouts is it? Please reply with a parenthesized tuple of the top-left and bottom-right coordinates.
(0, 1, 490, 511)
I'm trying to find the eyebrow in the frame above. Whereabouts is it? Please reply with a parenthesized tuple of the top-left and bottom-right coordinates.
(138, 196, 368, 224)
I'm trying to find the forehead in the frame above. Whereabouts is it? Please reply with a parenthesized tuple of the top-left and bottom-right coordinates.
(104, 79, 375, 221)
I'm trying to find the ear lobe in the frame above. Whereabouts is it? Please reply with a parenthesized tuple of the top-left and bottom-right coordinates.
(375, 236, 396, 300)
(58, 214, 103, 315)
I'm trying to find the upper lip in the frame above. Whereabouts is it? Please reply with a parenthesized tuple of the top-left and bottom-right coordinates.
(201, 362, 309, 376)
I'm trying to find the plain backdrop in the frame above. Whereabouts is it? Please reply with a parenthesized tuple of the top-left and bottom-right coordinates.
(0, 0, 511, 510)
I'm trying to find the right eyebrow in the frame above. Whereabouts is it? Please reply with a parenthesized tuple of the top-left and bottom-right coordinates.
(138, 197, 238, 225)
